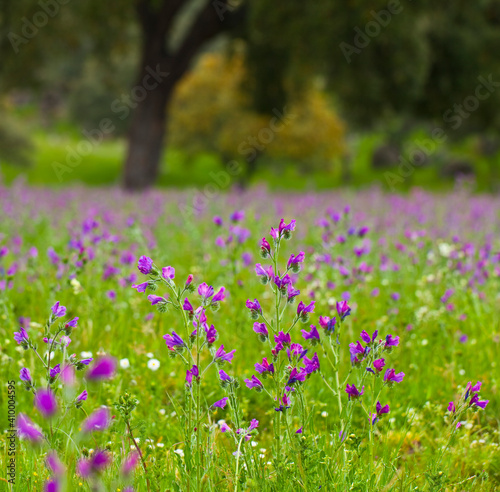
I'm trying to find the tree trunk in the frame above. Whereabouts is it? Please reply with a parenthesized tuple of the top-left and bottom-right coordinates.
(122, 0, 246, 191)
(122, 61, 174, 190)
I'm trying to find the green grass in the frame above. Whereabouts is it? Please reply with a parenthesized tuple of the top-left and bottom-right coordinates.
(0, 187, 498, 491)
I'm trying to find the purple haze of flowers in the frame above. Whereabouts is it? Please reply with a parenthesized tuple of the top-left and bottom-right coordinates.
(441, 289, 454, 303)
(162, 266, 175, 279)
(246, 299, 262, 312)
(212, 397, 228, 409)
(86, 357, 117, 381)
(384, 368, 405, 384)
(14, 326, 29, 344)
(345, 384, 364, 400)
(297, 301, 315, 316)
(245, 375, 263, 389)
(213, 215, 223, 226)
(336, 300, 351, 321)
(34, 389, 58, 418)
(215, 345, 235, 363)
(45, 479, 59, 492)
(303, 353, 320, 374)
(163, 331, 185, 350)
(255, 357, 274, 374)
(253, 322, 268, 337)
(51, 301, 67, 318)
(20, 367, 31, 384)
(137, 256, 153, 275)
(17, 413, 44, 442)
(301, 325, 320, 341)
(230, 210, 245, 222)
(46, 450, 65, 476)
(83, 407, 111, 432)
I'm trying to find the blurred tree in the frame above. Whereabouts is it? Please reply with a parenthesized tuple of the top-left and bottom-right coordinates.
(1, 1, 499, 188)
(169, 51, 345, 178)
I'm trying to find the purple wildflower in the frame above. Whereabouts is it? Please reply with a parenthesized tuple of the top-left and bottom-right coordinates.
(215, 345, 235, 364)
(14, 326, 29, 345)
(254, 357, 274, 375)
(345, 383, 364, 400)
(301, 325, 320, 342)
(137, 256, 153, 275)
(219, 370, 231, 382)
(132, 282, 148, 293)
(287, 367, 307, 386)
(51, 301, 67, 318)
(19, 367, 31, 384)
(17, 413, 44, 442)
(86, 357, 117, 381)
(212, 397, 228, 409)
(82, 407, 111, 432)
(34, 389, 58, 418)
(384, 368, 405, 385)
(371, 401, 390, 424)
(245, 375, 263, 390)
(303, 353, 320, 374)
(121, 451, 140, 477)
(336, 300, 351, 321)
(212, 287, 226, 303)
(163, 331, 185, 350)
(385, 334, 400, 348)
(162, 266, 175, 280)
(253, 322, 268, 338)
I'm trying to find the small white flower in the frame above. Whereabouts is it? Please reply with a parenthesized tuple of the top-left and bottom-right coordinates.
(120, 358, 130, 369)
(421, 339, 428, 346)
(147, 359, 160, 371)
(81, 351, 93, 358)
(174, 449, 184, 458)
(459, 369, 465, 376)
(146, 352, 154, 358)
(157, 442, 165, 448)
(251, 441, 258, 447)
(159, 409, 166, 415)
(321, 411, 328, 418)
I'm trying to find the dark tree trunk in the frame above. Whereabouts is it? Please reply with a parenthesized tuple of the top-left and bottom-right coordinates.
(122, 0, 245, 191)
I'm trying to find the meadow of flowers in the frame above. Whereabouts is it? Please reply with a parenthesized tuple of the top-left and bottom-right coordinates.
(1, 182, 499, 491)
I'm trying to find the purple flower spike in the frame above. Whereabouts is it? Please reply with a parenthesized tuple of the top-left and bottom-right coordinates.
(34, 388, 58, 418)
(384, 368, 405, 385)
(212, 397, 228, 409)
(17, 413, 44, 442)
(137, 256, 153, 275)
(345, 383, 364, 400)
(86, 357, 117, 381)
(215, 345, 236, 364)
(51, 301, 67, 318)
(83, 407, 111, 432)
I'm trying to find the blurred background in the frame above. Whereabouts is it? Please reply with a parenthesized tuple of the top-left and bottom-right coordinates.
(1, 0, 500, 192)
